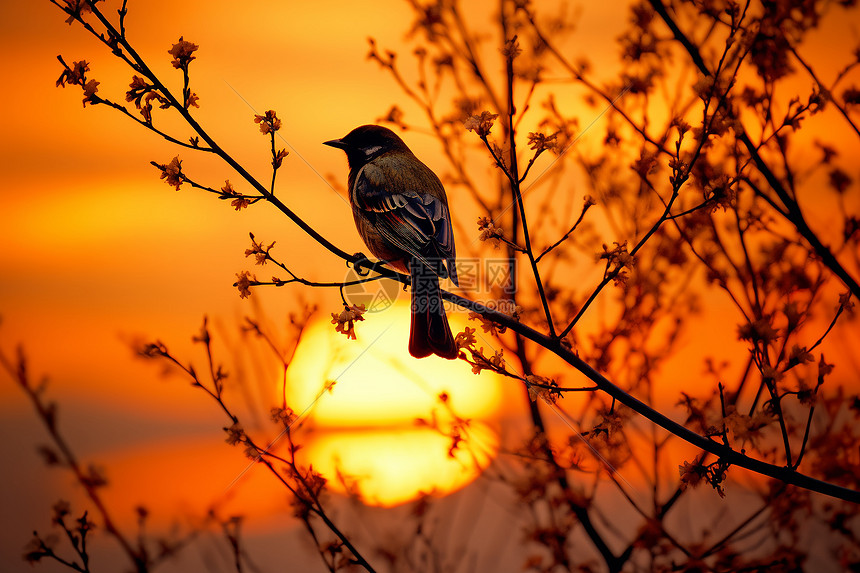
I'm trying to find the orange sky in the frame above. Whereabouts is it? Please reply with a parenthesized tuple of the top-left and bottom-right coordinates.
(0, 3, 528, 569)
(2, 1, 860, 571)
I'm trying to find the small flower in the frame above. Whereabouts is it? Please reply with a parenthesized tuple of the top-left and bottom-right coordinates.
(244, 234, 275, 265)
(52, 500, 71, 525)
(235, 270, 254, 299)
(724, 406, 770, 447)
(81, 79, 100, 106)
(62, 0, 98, 25)
(126, 75, 172, 122)
(331, 304, 366, 340)
(143, 91, 169, 122)
(270, 406, 297, 426)
(737, 317, 779, 345)
(463, 111, 498, 137)
(56, 59, 89, 88)
(597, 241, 633, 267)
(678, 461, 706, 490)
(594, 412, 623, 435)
(527, 132, 559, 153)
(705, 176, 736, 211)
(468, 311, 506, 336)
(467, 346, 506, 375)
(501, 36, 522, 60)
(125, 75, 148, 104)
(128, 75, 148, 91)
(231, 197, 250, 211)
(838, 291, 854, 311)
(186, 92, 200, 109)
(22, 534, 51, 563)
(692, 75, 716, 101)
(224, 422, 244, 446)
(56, 58, 100, 107)
(158, 156, 184, 190)
(254, 110, 282, 134)
(488, 349, 505, 369)
(525, 375, 559, 404)
(138, 341, 169, 358)
(796, 380, 818, 407)
(477, 216, 504, 248)
(244, 444, 261, 461)
(220, 180, 251, 211)
(672, 117, 691, 135)
(818, 354, 834, 379)
(168, 37, 199, 70)
(787, 345, 814, 366)
(633, 149, 658, 178)
(303, 467, 327, 497)
(273, 148, 289, 169)
(597, 241, 634, 285)
(454, 326, 477, 350)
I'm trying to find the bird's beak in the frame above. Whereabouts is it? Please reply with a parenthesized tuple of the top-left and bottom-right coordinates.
(323, 138, 348, 149)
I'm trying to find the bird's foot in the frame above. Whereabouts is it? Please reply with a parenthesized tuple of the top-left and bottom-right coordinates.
(350, 252, 373, 276)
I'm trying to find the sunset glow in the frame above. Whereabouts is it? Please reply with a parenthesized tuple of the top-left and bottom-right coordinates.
(3, 1, 860, 572)
(302, 425, 498, 507)
(285, 303, 504, 505)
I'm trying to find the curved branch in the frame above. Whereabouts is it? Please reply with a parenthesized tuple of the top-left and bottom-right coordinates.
(443, 290, 860, 504)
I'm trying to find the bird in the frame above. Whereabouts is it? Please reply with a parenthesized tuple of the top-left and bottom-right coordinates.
(324, 125, 459, 360)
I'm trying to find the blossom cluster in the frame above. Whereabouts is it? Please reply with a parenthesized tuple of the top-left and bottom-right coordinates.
(55, 59, 100, 107)
(330, 304, 367, 340)
(463, 111, 498, 137)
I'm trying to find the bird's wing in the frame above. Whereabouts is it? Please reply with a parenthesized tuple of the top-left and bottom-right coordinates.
(353, 157, 456, 282)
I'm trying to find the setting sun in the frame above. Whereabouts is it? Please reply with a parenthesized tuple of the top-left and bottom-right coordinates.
(284, 302, 504, 506)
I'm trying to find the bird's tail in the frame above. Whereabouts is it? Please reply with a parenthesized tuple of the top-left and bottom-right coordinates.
(409, 259, 458, 360)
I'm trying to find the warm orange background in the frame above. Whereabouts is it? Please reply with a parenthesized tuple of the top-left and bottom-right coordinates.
(2, 1, 859, 572)
(1, 2, 524, 569)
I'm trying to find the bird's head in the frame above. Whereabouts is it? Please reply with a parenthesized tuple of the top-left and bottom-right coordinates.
(324, 125, 411, 169)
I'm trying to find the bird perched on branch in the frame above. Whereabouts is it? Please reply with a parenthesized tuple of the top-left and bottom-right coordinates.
(324, 125, 459, 359)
